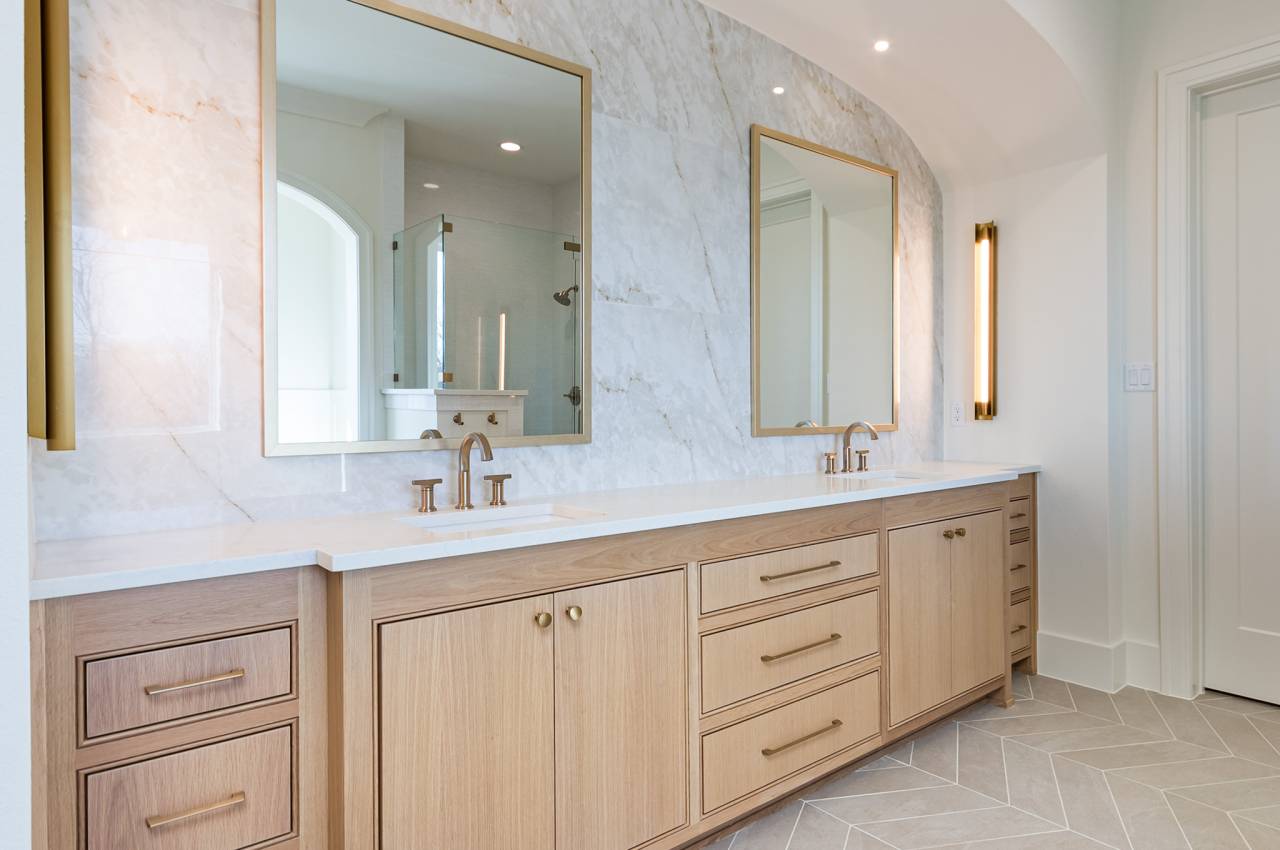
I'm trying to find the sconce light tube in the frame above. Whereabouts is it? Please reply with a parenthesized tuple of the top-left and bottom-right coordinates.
(974, 221, 997, 420)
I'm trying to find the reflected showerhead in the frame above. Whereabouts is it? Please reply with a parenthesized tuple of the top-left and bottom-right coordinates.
(553, 284, 579, 306)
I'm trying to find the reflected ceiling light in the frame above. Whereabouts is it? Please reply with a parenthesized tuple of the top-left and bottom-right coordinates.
(499, 141, 522, 152)
(422, 182, 439, 189)
(772, 86, 785, 95)
(974, 221, 998, 420)
(874, 39, 891, 52)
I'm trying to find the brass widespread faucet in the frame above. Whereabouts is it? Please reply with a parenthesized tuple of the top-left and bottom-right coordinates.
(456, 431, 494, 510)
(841, 421, 879, 473)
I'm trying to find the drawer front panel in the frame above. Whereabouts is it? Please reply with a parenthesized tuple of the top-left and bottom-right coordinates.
(701, 592, 879, 712)
(702, 672, 879, 813)
(1008, 497, 1033, 532)
(1010, 601, 1032, 654)
(1008, 540, 1033, 594)
(1009, 474, 1034, 501)
(701, 533, 878, 613)
(86, 726, 293, 850)
(84, 628, 292, 739)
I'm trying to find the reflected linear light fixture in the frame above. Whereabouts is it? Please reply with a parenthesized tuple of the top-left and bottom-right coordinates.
(499, 141, 521, 152)
(772, 86, 785, 95)
(974, 221, 998, 420)
(874, 39, 891, 52)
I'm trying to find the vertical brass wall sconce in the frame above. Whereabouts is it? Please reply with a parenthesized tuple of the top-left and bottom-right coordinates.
(973, 221, 997, 420)
(25, 0, 75, 450)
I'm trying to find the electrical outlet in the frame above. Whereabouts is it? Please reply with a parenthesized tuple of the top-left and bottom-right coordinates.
(950, 402, 964, 426)
(1124, 362, 1155, 392)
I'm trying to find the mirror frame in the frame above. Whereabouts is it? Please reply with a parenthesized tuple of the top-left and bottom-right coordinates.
(750, 124, 899, 437)
(260, 0, 592, 456)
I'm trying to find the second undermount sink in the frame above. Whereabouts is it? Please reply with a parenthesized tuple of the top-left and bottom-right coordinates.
(835, 469, 934, 482)
(396, 502, 603, 533)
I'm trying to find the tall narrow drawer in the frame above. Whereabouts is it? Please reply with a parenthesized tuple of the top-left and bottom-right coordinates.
(701, 591, 879, 712)
(1009, 474, 1034, 501)
(702, 672, 879, 813)
(701, 533, 878, 613)
(84, 628, 293, 739)
(86, 726, 293, 850)
(1008, 539, 1033, 595)
(1010, 601, 1032, 654)
(1009, 497, 1033, 531)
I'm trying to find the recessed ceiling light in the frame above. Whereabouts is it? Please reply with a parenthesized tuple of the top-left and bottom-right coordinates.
(772, 86, 785, 95)
(874, 39, 891, 53)
(499, 141, 522, 152)
(422, 182, 439, 189)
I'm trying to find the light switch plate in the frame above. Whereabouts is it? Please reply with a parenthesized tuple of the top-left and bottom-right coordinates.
(1124, 362, 1155, 392)
(950, 402, 964, 425)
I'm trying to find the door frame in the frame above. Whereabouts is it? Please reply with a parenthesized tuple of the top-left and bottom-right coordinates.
(1156, 34, 1280, 699)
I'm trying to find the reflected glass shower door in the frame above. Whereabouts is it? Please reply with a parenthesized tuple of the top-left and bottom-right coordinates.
(393, 216, 446, 389)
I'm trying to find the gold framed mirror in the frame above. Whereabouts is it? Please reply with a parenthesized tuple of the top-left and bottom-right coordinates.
(750, 125, 899, 436)
(262, 0, 591, 456)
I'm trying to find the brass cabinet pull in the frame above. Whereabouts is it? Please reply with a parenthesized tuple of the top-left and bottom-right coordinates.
(1011, 512, 1028, 520)
(452, 412, 464, 425)
(943, 529, 955, 540)
(1010, 625, 1029, 635)
(1012, 564, 1028, 571)
(760, 633, 842, 663)
(534, 612, 553, 628)
(566, 605, 583, 622)
(144, 668, 245, 696)
(761, 719, 843, 757)
(146, 791, 246, 829)
(759, 560, 841, 583)
(955, 528, 967, 537)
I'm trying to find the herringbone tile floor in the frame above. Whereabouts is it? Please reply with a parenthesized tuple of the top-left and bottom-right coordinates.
(707, 673, 1280, 849)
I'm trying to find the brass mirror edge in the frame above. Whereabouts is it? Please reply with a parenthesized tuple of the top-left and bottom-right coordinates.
(25, 0, 76, 451)
(260, 0, 592, 456)
(749, 124, 900, 438)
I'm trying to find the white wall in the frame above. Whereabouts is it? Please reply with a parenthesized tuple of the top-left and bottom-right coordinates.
(0, 0, 33, 842)
(944, 155, 1117, 690)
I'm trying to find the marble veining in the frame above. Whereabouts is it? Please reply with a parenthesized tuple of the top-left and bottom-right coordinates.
(32, 0, 944, 541)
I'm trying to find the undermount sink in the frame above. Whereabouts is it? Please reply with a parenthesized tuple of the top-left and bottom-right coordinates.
(834, 469, 934, 482)
(396, 502, 603, 533)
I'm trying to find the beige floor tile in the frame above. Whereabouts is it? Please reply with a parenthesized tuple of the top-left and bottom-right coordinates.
(1150, 692, 1230, 752)
(1199, 705, 1280, 767)
(810, 784, 1001, 824)
(1057, 740, 1221, 771)
(929, 832, 1110, 849)
(1166, 794, 1250, 849)
(1198, 693, 1280, 715)
(1112, 688, 1172, 738)
(1169, 776, 1280, 812)
(1106, 775, 1191, 850)
(1255, 715, 1280, 751)
(1005, 739, 1066, 826)
(1238, 805, 1280, 829)
(730, 802, 805, 849)
(1052, 756, 1132, 849)
(956, 699, 1074, 723)
(882, 739, 914, 764)
(844, 829, 896, 849)
(1069, 684, 1122, 723)
(957, 725, 1008, 803)
(912, 721, 959, 782)
(803, 765, 949, 799)
(785, 805, 850, 850)
(1030, 676, 1077, 709)
(1232, 817, 1280, 850)
(856, 806, 1062, 849)
(1253, 710, 1280, 725)
(1110, 757, 1280, 790)
(859, 755, 907, 771)
(702, 835, 736, 850)
(964, 712, 1114, 738)
(1014, 671, 1033, 700)
(1008, 724, 1164, 754)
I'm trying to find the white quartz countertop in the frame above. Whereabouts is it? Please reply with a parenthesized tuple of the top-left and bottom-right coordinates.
(31, 461, 1039, 600)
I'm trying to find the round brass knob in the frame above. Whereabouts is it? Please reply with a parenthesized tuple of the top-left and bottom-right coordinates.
(955, 528, 967, 537)
(942, 529, 955, 540)
(566, 605, 583, 622)
(534, 612, 553, 629)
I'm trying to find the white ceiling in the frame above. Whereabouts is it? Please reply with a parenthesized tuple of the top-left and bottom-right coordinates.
(703, 0, 1109, 188)
(277, 0, 582, 185)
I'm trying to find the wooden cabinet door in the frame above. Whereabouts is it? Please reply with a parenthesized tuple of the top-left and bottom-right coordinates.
(950, 510, 1006, 694)
(555, 571, 688, 850)
(379, 595, 555, 850)
(888, 519, 954, 726)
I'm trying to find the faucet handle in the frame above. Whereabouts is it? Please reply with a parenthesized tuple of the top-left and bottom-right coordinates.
(823, 452, 837, 475)
(411, 478, 442, 513)
(483, 473, 512, 507)
(855, 449, 870, 473)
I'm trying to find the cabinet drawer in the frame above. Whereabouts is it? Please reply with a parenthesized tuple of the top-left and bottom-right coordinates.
(1009, 497, 1033, 531)
(1008, 539, 1033, 595)
(701, 591, 878, 712)
(85, 726, 293, 850)
(84, 628, 292, 739)
(1009, 474, 1034, 501)
(1010, 601, 1032, 654)
(702, 672, 879, 813)
(701, 533, 878, 613)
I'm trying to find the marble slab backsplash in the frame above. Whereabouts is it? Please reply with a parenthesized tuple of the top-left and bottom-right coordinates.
(31, 0, 943, 541)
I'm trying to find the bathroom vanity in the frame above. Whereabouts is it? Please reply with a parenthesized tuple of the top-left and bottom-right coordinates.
(30, 465, 1038, 850)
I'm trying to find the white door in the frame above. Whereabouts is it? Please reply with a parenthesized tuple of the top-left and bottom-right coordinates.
(1201, 73, 1280, 704)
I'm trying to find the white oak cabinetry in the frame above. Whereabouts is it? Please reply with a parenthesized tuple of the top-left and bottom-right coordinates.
(33, 477, 1036, 850)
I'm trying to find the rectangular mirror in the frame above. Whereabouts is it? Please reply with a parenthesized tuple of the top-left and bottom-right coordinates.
(751, 125, 898, 436)
(263, 0, 590, 455)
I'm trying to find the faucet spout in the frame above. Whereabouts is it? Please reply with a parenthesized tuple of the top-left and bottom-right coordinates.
(840, 421, 879, 473)
(456, 432, 494, 509)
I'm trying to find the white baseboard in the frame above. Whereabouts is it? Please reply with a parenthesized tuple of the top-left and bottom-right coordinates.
(1034, 631, 1162, 693)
